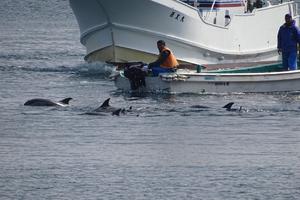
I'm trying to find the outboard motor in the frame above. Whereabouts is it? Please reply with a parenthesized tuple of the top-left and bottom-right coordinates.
(124, 63, 148, 90)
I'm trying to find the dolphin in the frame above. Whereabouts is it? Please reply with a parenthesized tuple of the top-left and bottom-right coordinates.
(223, 102, 244, 112)
(24, 98, 72, 107)
(85, 98, 131, 116)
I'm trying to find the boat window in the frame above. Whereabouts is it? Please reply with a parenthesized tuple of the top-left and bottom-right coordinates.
(181, 0, 199, 7)
(246, 0, 268, 13)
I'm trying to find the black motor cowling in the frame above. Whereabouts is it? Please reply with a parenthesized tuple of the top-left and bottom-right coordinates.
(124, 63, 147, 90)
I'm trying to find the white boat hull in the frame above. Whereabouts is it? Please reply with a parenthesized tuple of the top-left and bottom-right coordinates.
(70, 0, 299, 64)
(115, 70, 300, 93)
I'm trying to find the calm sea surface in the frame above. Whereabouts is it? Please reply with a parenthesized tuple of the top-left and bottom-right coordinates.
(0, 0, 300, 199)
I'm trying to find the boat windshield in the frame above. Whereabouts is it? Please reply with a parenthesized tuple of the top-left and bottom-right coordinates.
(181, 0, 276, 10)
(181, 0, 200, 7)
(181, 0, 275, 26)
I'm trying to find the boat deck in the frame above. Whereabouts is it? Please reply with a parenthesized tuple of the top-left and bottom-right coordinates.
(107, 61, 283, 74)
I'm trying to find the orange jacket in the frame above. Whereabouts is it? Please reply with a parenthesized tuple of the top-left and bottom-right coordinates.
(160, 47, 179, 68)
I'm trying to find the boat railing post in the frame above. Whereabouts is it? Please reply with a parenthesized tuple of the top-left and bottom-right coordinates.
(225, 10, 231, 26)
(205, 0, 217, 20)
(292, 2, 299, 17)
(196, 65, 203, 73)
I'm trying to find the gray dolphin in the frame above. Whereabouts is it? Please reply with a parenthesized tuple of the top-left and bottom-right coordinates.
(85, 98, 131, 116)
(24, 98, 72, 107)
(190, 102, 245, 112)
(223, 102, 244, 112)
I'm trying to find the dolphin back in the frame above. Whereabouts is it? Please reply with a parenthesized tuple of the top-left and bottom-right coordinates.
(24, 98, 57, 106)
(112, 108, 122, 116)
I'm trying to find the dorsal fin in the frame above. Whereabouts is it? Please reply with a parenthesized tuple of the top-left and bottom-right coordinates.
(100, 98, 110, 108)
(59, 98, 73, 105)
(112, 108, 122, 116)
(223, 102, 234, 110)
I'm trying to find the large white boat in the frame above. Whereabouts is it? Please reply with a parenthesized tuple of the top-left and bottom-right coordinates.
(70, 0, 299, 65)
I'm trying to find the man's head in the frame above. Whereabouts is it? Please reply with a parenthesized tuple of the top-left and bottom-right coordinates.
(285, 14, 292, 25)
(157, 40, 166, 52)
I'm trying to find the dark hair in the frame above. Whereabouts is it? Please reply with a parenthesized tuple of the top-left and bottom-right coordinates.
(285, 14, 292, 19)
(157, 40, 166, 45)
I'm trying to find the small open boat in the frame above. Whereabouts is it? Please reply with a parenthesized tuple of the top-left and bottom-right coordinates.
(113, 62, 300, 93)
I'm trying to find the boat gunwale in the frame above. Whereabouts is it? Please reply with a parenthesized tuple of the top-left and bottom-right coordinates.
(181, 69, 300, 77)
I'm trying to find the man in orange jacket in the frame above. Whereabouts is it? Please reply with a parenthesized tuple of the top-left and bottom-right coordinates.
(148, 40, 179, 76)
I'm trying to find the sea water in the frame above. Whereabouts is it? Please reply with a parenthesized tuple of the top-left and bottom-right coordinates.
(0, 0, 299, 199)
